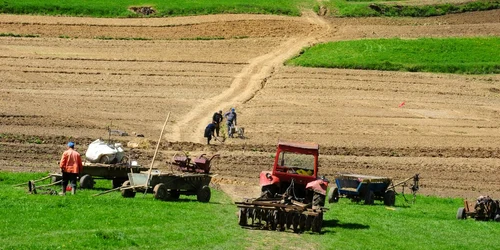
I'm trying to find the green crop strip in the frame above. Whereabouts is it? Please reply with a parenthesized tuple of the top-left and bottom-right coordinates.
(287, 37, 500, 74)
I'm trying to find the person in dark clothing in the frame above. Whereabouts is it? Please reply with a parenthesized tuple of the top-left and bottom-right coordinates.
(204, 121, 216, 145)
(212, 110, 223, 137)
(224, 108, 237, 138)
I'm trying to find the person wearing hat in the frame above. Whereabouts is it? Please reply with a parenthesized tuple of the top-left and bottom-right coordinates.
(59, 141, 83, 195)
(212, 110, 223, 137)
(224, 108, 237, 138)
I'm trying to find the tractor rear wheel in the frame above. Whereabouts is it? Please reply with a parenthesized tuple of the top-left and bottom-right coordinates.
(328, 187, 339, 203)
(80, 174, 94, 189)
(261, 185, 277, 199)
(384, 190, 396, 206)
(456, 207, 466, 220)
(197, 185, 211, 203)
(121, 181, 136, 198)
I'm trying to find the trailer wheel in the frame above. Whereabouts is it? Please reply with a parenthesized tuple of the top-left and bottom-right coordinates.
(328, 187, 339, 203)
(456, 207, 466, 220)
(313, 193, 325, 207)
(80, 174, 94, 189)
(121, 181, 136, 198)
(364, 190, 375, 205)
(384, 190, 396, 206)
(197, 185, 211, 203)
(112, 178, 126, 189)
(153, 183, 170, 201)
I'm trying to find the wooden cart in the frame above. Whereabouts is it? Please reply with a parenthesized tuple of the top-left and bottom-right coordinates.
(120, 171, 214, 202)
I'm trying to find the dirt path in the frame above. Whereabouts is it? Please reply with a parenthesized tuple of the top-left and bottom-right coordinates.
(171, 11, 333, 143)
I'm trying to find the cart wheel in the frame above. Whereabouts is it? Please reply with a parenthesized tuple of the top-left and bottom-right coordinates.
(197, 185, 211, 203)
(364, 190, 375, 205)
(313, 193, 325, 207)
(79, 174, 94, 189)
(170, 189, 180, 200)
(112, 178, 126, 189)
(384, 190, 396, 206)
(456, 207, 466, 220)
(328, 187, 339, 203)
(238, 208, 247, 226)
(51, 175, 62, 184)
(153, 183, 170, 201)
(121, 181, 136, 198)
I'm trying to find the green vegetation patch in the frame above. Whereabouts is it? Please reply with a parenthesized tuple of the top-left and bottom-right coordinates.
(286, 37, 500, 74)
(324, 0, 500, 17)
(0, 33, 39, 38)
(0, 0, 313, 17)
(0, 172, 499, 249)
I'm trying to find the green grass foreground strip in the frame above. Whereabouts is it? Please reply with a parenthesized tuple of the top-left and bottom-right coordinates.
(1, 172, 500, 249)
(286, 37, 500, 74)
(325, 0, 500, 17)
(0, 0, 312, 17)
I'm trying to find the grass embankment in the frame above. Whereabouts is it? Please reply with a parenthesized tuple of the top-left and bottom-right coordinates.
(0, 0, 313, 17)
(286, 37, 500, 74)
(324, 0, 500, 17)
(1, 172, 500, 249)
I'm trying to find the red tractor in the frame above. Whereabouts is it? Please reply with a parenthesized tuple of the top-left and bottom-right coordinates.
(236, 141, 328, 232)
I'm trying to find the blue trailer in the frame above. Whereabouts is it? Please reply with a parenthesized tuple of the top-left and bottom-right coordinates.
(328, 174, 396, 206)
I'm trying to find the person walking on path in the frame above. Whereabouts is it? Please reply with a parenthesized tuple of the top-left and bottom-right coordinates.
(204, 121, 217, 145)
(224, 108, 237, 138)
(59, 141, 83, 195)
(212, 110, 223, 137)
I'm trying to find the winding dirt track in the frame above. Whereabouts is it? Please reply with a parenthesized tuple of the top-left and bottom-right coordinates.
(1, 10, 500, 200)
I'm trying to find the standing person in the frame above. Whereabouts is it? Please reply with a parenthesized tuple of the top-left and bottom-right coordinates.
(212, 110, 223, 137)
(224, 108, 237, 138)
(59, 141, 83, 195)
(204, 121, 216, 145)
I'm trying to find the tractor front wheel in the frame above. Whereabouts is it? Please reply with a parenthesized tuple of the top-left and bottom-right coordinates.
(328, 187, 339, 203)
(313, 193, 325, 207)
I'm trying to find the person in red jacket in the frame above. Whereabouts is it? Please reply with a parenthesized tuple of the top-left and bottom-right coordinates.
(59, 141, 83, 195)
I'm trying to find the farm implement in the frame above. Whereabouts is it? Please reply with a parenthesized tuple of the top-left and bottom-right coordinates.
(328, 173, 420, 205)
(119, 152, 219, 202)
(236, 141, 328, 233)
(457, 196, 500, 222)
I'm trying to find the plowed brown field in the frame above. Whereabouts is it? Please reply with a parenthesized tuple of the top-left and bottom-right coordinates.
(1, 10, 500, 200)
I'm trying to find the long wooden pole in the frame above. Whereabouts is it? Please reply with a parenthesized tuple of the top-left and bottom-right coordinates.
(144, 112, 170, 194)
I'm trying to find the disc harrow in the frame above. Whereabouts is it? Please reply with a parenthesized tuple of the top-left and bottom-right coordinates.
(236, 197, 326, 233)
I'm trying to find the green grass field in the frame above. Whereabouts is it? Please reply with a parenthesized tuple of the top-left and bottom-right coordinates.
(286, 37, 500, 74)
(1, 172, 499, 249)
(0, 0, 313, 17)
(325, 0, 500, 17)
